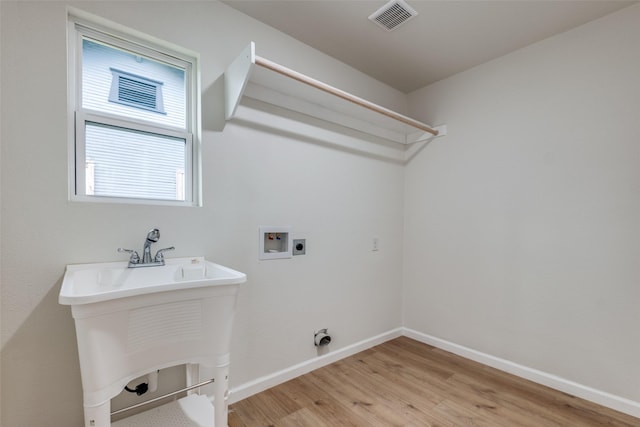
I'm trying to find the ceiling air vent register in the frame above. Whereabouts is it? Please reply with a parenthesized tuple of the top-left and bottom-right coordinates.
(368, 0, 418, 32)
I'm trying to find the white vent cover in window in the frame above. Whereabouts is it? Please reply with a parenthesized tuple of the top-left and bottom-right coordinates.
(368, 0, 418, 31)
(109, 68, 165, 113)
(118, 76, 157, 109)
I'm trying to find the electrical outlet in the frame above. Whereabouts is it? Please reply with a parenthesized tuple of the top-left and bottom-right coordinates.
(372, 237, 379, 251)
(293, 239, 306, 255)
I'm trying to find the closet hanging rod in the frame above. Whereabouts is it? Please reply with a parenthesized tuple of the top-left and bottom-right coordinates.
(253, 56, 439, 137)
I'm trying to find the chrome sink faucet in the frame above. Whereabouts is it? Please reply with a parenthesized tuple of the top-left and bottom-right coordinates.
(118, 228, 175, 268)
(142, 228, 160, 264)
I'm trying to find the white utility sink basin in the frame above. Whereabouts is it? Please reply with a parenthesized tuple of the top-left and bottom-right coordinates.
(59, 257, 246, 427)
(59, 257, 246, 305)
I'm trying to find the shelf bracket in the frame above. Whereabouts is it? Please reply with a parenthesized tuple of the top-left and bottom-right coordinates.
(225, 42, 256, 120)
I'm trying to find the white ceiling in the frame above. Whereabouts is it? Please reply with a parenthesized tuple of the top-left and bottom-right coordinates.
(223, 0, 636, 93)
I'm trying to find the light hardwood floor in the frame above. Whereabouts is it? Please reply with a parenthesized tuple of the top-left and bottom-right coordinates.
(228, 336, 639, 426)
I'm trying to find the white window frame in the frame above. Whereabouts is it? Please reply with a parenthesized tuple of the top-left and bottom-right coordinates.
(67, 10, 201, 206)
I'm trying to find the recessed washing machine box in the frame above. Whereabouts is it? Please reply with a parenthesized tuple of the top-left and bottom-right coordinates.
(259, 226, 292, 260)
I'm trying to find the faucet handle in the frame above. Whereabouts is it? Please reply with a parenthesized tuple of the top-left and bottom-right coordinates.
(154, 246, 175, 263)
(118, 248, 140, 264)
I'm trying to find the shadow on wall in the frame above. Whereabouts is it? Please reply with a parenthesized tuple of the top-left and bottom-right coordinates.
(202, 73, 226, 132)
(1, 278, 85, 426)
(201, 72, 437, 164)
(228, 98, 412, 165)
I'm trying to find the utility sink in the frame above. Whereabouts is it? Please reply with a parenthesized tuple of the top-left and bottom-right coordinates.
(59, 257, 246, 427)
(59, 257, 246, 305)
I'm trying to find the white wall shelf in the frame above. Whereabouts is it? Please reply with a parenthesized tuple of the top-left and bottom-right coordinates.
(224, 42, 446, 145)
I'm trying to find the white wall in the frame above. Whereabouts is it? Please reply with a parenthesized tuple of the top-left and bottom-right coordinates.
(405, 2, 640, 406)
(0, 2, 405, 425)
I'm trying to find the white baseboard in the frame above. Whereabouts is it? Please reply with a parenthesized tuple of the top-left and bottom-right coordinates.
(403, 328, 640, 419)
(229, 326, 640, 420)
(228, 328, 403, 404)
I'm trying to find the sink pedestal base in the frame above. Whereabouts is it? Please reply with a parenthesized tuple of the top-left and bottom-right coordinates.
(85, 402, 110, 427)
(82, 358, 229, 427)
(187, 356, 230, 427)
(112, 394, 215, 427)
(60, 258, 244, 427)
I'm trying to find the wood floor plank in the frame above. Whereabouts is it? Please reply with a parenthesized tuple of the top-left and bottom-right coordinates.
(277, 377, 363, 426)
(444, 372, 567, 427)
(363, 345, 516, 426)
(308, 361, 412, 426)
(339, 355, 446, 426)
(229, 337, 640, 426)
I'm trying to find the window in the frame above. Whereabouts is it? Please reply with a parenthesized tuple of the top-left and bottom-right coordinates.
(68, 13, 200, 205)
